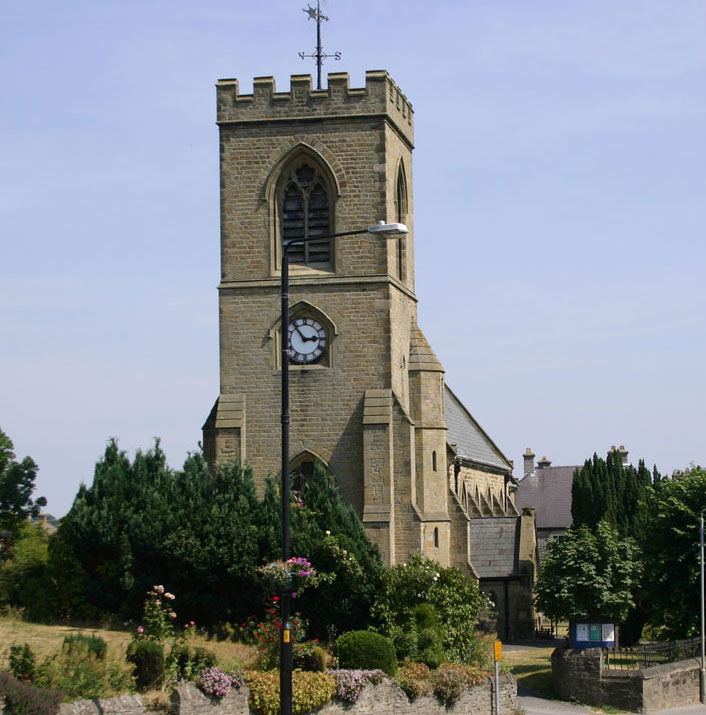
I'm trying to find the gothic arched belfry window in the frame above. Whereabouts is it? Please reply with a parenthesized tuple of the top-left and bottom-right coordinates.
(394, 162, 408, 280)
(279, 159, 332, 267)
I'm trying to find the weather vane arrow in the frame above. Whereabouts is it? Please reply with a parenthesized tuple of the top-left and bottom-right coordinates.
(298, 1, 341, 90)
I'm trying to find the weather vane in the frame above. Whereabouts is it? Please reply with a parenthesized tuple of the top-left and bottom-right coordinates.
(299, 0, 341, 90)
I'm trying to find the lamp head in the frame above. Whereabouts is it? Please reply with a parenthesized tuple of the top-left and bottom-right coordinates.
(367, 221, 409, 235)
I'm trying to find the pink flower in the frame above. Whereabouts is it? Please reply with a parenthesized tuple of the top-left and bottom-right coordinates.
(153, 585, 165, 594)
(169, 612, 177, 619)
(190, 621, 195, 626)
(137, 626, 144, 634)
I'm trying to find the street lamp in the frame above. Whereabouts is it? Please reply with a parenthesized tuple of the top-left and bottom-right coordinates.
(279, 221, 408, 715)
(699, 509, 706, 703)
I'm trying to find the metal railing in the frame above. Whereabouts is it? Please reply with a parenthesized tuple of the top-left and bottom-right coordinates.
(603, 638, 701, 670)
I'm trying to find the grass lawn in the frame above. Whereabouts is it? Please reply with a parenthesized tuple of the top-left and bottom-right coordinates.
(0, 614, 257, 677)
(503, 643, 558, 699)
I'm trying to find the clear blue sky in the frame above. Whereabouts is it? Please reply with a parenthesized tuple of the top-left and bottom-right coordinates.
(2, 0, 705, 517)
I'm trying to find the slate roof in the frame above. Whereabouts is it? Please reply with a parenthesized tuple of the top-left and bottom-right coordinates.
(515, 465, 579, 529)
(444, 385, 512, 472)
(470, 517, 520, 578)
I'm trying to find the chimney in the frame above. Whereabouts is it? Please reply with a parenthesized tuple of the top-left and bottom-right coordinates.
(537, 455, 552, 469)
(523, 448, 535, 476)
(619, 445, 629, 467)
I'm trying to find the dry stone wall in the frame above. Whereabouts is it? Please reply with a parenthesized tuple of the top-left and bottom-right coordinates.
(53, 675, 517, 715)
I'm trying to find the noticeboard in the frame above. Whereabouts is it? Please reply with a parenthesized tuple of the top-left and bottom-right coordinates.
(569, 621, 616, 648)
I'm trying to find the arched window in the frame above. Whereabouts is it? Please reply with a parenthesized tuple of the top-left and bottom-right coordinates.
(432, 450, 437, 472)
(434, 527, 440, 549)
(278, 158, 333, 267)
(394, 163, 408, 280)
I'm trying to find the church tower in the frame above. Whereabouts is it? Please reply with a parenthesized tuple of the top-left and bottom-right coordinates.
(203, 71, 452, 566)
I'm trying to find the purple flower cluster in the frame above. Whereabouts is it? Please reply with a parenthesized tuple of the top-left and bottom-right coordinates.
(286, 556, 314, 577)
(198, 667, 244, 700)
(327, 669, 385, 704)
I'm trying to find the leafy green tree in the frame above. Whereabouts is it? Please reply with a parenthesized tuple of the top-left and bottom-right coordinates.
(534, 521, 642, 623)
(640, 465, 706, 639)
(0, 429, 46, 540)
(0, 522, 51, 618)
(372, 553, 486, 664)
(290, 462, 384, 637)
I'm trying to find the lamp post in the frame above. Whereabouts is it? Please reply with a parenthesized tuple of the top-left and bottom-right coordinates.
(279, 221, 408, 715)
(699, 509, 706, 703)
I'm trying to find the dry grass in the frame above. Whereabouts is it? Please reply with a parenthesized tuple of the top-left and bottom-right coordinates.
(0, 614, 257, 672)
(502, 644, 557, 698)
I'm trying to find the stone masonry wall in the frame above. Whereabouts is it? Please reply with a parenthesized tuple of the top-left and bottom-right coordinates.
(56, 676, 517, 715)
(552, 645, 703, 713)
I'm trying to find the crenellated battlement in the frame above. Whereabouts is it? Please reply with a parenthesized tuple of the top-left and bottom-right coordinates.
(216, 70, 413, 144)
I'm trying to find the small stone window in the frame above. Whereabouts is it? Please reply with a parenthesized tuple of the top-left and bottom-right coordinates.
(434, 527, 440, 549)
(432, 450, 438, 472)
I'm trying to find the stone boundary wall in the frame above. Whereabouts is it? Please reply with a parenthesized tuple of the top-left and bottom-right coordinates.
(552, 644, 702, 713)
(55, 675, 517, 715)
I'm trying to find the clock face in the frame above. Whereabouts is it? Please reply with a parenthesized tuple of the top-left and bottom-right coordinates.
(288, 317, 327, 364)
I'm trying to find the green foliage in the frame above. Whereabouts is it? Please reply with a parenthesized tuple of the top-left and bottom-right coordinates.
(0, 672, 63, 715)
(430, 663, 487, 707)
(534, 521, 642, 622)
(0, 523, 54, 621)
(571, 450, 656, 540)
(52, 446, 382, 632)
(0, 429, 46, 540)
(640, 465, 706, 638)
(9, 643, 36, 682)
(165, 644, 216, 683)
(126, 639, 164, 691)
(372, 553, 485, 664)
(253, 598, 314, 671)
(413, 604, 443, 669)
(334, 630, 397, 675)
(246, 670, 337, 715)
(62, 633, 107, 660)
(34, 640, 134, 702)
(288, 462, 385, 637)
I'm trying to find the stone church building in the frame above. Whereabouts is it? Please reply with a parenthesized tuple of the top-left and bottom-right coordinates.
(203, 70, 537, 639)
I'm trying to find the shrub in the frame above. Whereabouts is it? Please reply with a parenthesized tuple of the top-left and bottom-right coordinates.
(431, 663, 487, 706)
(327, 669, 384, 703)
(334, 630, 396, 675)
(413, 604, 443, 669)
(198, 667, 244, 700)
(126, 639, 164, 691)
(0, 671, 64, 715)
(62, 633, 107, 660)
(390, 625, 417, 662)
(395, 662, 432, 700)
(372, 554, 486, 664)
(166, 644, 216, 682)
(298, 644, 328, 672)
(35, 641, 134, 702)
(253, 598, 313, 671)
(246, 670, 336, 715)
(9, 643, 36, 682)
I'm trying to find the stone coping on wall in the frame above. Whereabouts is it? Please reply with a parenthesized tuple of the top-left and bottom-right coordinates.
(552, 644, 703, 713)
(55, 674, 518, 715)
